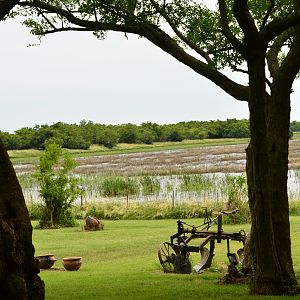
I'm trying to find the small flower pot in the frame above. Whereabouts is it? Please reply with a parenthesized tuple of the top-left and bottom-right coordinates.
(62, 257, 82, 271)
(36, 254, 57, 269)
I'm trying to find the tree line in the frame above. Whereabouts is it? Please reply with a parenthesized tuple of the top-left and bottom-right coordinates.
(0, 119, 253, 150)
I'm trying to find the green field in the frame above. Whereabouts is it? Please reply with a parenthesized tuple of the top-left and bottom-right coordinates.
(293, 132, 300, 140)
(34, 217, 300, 300)
(9, 138, 249, 164)
(9, 132, 300, 165)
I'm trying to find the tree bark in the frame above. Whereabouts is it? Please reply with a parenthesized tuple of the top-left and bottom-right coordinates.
(246, 50, 300, 295)
(0, 140, 44, 300)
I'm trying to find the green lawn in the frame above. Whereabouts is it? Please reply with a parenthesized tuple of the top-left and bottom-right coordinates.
(33, 217, 300, 300)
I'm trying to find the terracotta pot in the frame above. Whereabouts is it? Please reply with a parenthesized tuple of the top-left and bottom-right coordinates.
(36, 254, 57, 269)
(62, 257, 82, 271)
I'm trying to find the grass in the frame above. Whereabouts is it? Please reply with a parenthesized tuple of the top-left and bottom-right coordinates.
(9, 132, 300, 164)
(293, 132, 300, 140)
(33, 217, 300, 300)
(9, 138, 249, 164)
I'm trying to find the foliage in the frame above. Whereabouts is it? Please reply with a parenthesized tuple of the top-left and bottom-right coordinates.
(179, 174, 214, 192)
(27, 202, 44, 220)
(223, 174, 248, 207)
(290, 121, 300, 132)
(27, 198, 300, 224)
(138, 175, 161, 195)
(97, 128, 119, 149)
(35, 143, 81, 228)
(83, 200, 251, 223)
(3, 118, 298, 152)
(1, 119, 253, 150)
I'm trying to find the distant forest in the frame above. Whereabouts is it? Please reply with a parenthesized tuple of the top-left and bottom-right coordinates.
(1, 119, 299, 150)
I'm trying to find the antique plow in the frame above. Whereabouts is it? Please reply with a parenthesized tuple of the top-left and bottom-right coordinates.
(158, 208, 246, 274)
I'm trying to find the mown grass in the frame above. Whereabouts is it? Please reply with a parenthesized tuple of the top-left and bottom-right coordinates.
(33, 217, 300, 300)
(9, 138, 249, 164)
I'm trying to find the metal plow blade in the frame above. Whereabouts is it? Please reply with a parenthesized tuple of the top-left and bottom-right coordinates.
(193, 247, 214, 273)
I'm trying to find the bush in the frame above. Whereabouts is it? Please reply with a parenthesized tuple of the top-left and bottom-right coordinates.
(27, 203, 44, 220)
(36, 143, 81, 228)
(289, 200, 300, 216)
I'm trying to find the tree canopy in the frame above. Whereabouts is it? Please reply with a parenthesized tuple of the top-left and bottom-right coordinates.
(10, 0, 300, 97)
(0, 119, 251, 150)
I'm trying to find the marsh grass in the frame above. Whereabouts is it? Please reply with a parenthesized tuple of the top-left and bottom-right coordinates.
(73, 199, 253, 223)
(33, 217, 300, 300)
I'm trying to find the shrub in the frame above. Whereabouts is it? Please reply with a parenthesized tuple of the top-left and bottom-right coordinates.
(27, 203, 44, 220)
(36, 143, 81, 228)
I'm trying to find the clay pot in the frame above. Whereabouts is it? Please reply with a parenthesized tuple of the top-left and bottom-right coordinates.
(62, 257, 82, 271)
(36, 254, 57, 269)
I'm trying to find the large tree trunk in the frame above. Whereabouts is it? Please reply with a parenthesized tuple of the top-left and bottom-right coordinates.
(0, 140, 44, 300)
(246, 53, 300, 295)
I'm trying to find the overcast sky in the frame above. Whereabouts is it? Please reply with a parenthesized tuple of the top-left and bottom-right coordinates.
(1, 16, 300, 133)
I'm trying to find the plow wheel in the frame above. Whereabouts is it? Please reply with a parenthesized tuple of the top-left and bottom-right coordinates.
(174, 253, 192, 274)
(158, 242, 180, 273)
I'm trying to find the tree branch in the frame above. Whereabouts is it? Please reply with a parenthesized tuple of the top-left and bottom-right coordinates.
(261, 10, 300, 43)
(232, 0, 259, 44)
(138, 23, 249, 102)
(18, 0, 250, 102)
(0, 0, 19, 20)
(18, 0, 141, 34)
(149, 0, 213, 65)
(273, 0, 300, 91)
(266, 31, 291, 78)
(218, 0, 245, 56)
(260, 0, 275, 30)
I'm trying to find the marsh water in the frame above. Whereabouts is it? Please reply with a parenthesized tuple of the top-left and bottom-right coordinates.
(21, 170, 300, 205)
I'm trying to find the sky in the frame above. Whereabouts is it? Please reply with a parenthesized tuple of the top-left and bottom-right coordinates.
(1, 15, 300, 133)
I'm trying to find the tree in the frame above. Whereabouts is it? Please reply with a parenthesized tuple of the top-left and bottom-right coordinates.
(36, 143, 81, 228)
(0, 2, 44, 299)
(98, 128, 119, 148)
(118, 123, 139, 143)
(10, 0, 300, 295)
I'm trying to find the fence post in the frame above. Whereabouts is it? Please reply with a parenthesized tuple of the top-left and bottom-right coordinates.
(172, 190, 175, 208)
